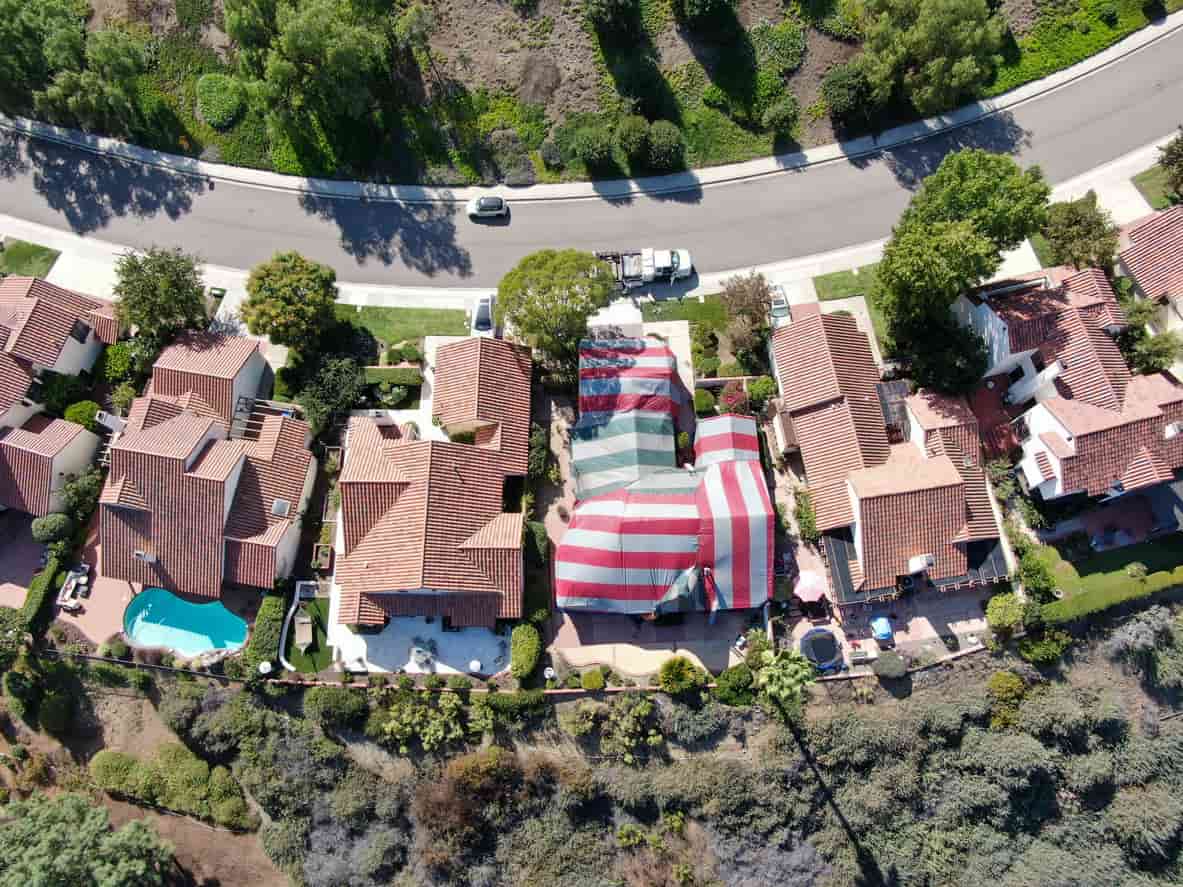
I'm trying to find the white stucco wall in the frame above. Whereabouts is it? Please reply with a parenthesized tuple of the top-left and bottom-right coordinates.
(51, 330, 102, 376)
(1017, 404, 1075, 499)
(47, 427, 100, 514)
(274, 520, 302, 579)
(231, 348, 267, 418)
(954, 295, 1015, 375)
(0, 401, 41, 432)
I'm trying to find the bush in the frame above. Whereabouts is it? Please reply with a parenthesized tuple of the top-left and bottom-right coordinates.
(697, 356, 720, 377)
(242, 592, 287, 676)
(196, 73, 245, 130)
(90, 750, 139, 795)
(718, 361, 744, 378)
(615, 115, 650, 161)
(647, 121, 684, 170)
(794, 488, 819, 545)
(2, 671, 37, 724)
(1095, 0, 1118, 24)
(1019, 548, 1058, 602)
(676, 0, 735, 20)
(822, 61, 871, 123)
(585, 0, 637, 27)
(303, 686, 367, 728)
(21, 557, 62, 638)
(400, 342, 422, 363)
(101, 637, 130, 660)
(986, 592, 1023, 636)
(693, 388, 716, 415)
(99, 342, 134, 383)
(761, 95, 799, 133)
(112, 382, 137, 415)
(363, 366, 422, 387)
(1017, 629, 1073, 665)
(540, 138, 562, 169)
(658, 656, 708, 696)
(714, 663, 754, 706)
(747, 375, 776, 410)
(38, 691, 72, 734)
(30, 513, 73, 544)
(37, 373, 87, 416)
(872, 650, 907, 679)
(63, 400, 100, 432)
(571, 125, 614, 168)
(581, 668, 605, 691)
(510, 623, 542, 680)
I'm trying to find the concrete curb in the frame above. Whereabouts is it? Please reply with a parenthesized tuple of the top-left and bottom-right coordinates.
(1, 9, 1181, 205)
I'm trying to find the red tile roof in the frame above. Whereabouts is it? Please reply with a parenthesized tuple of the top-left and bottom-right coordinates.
(906, 391, 980, 466)
(150, 333, 261, 425)
(1035, 451, 1053, 482)
(1120, 206, 1183, 302)
(0, 415, 94, 516)
(0, 351, 36, 416)
(0, 276, 118, 353)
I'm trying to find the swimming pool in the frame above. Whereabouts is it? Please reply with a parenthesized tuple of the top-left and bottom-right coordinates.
(123, 587, 248, 658)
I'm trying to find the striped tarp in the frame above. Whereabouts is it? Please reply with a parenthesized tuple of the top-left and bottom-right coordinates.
(555, 460, 773, 614)
(572, 338, 679, 499)
(695, 414, 761, 467)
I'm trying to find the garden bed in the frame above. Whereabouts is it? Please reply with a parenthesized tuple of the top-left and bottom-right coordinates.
(1132, 165, 1181, 211)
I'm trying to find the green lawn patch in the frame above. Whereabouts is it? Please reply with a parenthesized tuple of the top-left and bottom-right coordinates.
(813, 264, 879, 301)
(284, 597, 333, 674)
(1042, 534, 1183, 623)
(364, 366, 423, 386)
(0, 239, 61, 278)
(641, 295, 727, 331)
(333, 305, 468, 346)
(1131, 165, 1181, 211)
(1028, 233, 1056, 269)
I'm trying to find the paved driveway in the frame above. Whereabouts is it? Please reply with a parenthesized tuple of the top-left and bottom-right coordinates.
(0, 511, 40, 610)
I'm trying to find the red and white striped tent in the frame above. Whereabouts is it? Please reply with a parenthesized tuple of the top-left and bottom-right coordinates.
(695, 413, 761, 467)
(555, 457, 773, 615)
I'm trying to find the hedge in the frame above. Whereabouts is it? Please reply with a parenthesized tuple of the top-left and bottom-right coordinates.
(524, 520, 549, 566)
(21, 556, 62, 639)
(196, 73, 246, 130)
(510, 623, 542, 680)
(63, 400, 100, 432)
(242, 592, 287, 675)
(303, 685, 368, 728)
(365, 366, 423, 386)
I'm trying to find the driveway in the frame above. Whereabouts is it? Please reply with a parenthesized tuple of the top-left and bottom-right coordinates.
(0, 511, 40, 610)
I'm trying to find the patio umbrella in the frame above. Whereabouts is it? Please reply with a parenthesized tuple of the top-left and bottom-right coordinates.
(793, 570, 828, 603)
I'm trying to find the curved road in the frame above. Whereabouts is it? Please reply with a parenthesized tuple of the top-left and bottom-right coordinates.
(1, 29, 1182, 287)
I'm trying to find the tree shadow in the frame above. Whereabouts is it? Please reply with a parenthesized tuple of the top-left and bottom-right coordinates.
(0, 128, 29, 180)
(681, 8, 762, 127)
(594, 14, 682, 125)
(297, 193, 473, 278)
(23, 136, 207, 234)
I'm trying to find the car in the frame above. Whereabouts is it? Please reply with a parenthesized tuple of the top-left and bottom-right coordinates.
(769, 285, 791, 328)
(466, 195, 508, 219)
(471, 294, 496, 337)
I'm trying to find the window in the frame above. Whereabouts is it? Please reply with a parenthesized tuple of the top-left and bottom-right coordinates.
(1013, 415, 1030, 442)
(1031, 352, 1046, 373)
(69, 320, 90, 343)
(1008, 364, 1025, 385)
(272, 498, 291, 517)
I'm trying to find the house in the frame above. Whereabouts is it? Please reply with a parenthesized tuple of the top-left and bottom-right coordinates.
(148, 331, 267, 426)
(99, 335, 315, 596)
(1118, 206, 1183, 338)
(0, 278, 115, 517)
(772, 304, 1004, 610)
(956, 265, 1183, 503)
(333, 337, 532, 629)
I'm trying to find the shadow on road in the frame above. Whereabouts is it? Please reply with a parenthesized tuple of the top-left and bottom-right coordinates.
(298, 193, 473, 278)
(0, 129, 29, 180)
(24, 136, 207, 234)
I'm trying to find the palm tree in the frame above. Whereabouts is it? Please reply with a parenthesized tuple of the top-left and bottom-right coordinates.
(754, 649, 815, 716)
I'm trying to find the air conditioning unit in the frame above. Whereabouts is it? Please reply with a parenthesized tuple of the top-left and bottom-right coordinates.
(907, 553, 935, 574)
(133, 549, 157, 564)
(94, 410, 126, 433)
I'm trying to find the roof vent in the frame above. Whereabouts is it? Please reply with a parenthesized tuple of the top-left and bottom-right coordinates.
(272, 498, 291, 517)
(133, 549, 157, 564)
(907, 553, 935, 574)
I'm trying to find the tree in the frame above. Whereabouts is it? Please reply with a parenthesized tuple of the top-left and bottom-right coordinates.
(720, 271, 772, 324)
(34, 28, 146, 135)
(0, 792, 174, 886)
(297, 357, 366, 436)
(907, 316, 988, 395)
(31, 512, 73, 544)
(1131, 331, 1183, 375)
(1042, 190, 1119, 271)
(1159, 126, 1183, 197)
(986, 592, 1023, 636)
(860, 0, 1005, 115)
(496, 250, 615, 372)
(242, 252, 338, 348)
(224, 0, 280, 78)
(0, 0, 85, 101)
(615, 115, 650, 162)
(393, 2, 436, 52)
(876, 220, 1000, 334)
(754, 649, 814, 717)
(647, 120, 684, 170)
(586, 0, 638, 29)
(61, 466, 103, 524)
(747, 376, 777, 410)
(113, 247, 207, 347)
(658, 656, 708, 696)
(63, 399, 100, 432)
(900, 150, 1050, 253)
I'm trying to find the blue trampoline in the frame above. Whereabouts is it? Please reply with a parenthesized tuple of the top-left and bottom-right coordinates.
(800, 627, 843, 673)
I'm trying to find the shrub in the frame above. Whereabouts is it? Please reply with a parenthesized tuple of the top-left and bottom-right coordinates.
(986, 592, 1023, 636)
(697, 356, 720, 377)
(21, 557, 62, 639)
(101, 637, 130, 660)
(38, 691, 72, 734)
(242, 592, 287, 676)
(693, 388, 716, 415)
(585, 0, 637, 27)
(658, 656, 708, 696)
(676, 0, 735, 21)
(647, 121, 684, 170)
(2, 671, 37, 724)
(196, 73, 245, 130)
(363, 366, 422, 386)
(761, 95, 799, 133)
(303, 686, 367, 728)
(714, 663, 754, 706)
(987, 670, 1027, 729)
(37, 372, 87, 416)
(63, 400, 100, 432)
(1019, 548, 1058, 602)
(510, 623, 542, 680)
(112, 382, 137, 415)
(540, 138, 562, 169)
(571, 125, 614, 168)
(90, 750, 139, 795)
(667, 700, 728, 745)
(872, 650, 907, 679)
(400, 342, 422, 363)
(100, 342, 134, 383)
(719, 380, 750, 414)
(615, 115, 650, 161)
(1095, 0, 1118, 24)
(794, 487, 819, 545)
(580, 668, 605, 691)
(1017, 629, 1073, 665)
(822, 61, 871, 123)
(30, 513, 73, 544)
(558, 699, 601, 737)
(747, 375, 776, 410)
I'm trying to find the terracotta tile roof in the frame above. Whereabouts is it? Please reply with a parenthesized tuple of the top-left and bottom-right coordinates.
(0, 351, 36, 415)
(150, 333, 260, 424)
(432, 338, 533, 473)
(1120, 206, 1183, 302)
(0, 277, 118, 361)
(772, 308, 889, 530)
(0, 415, 94, 516)
(906, 390, 980, 465)
(1035, 452, 1054, 482)
(1120, 447, 1172, 493)
(1041, 307, 1130, 412)
(335, 416, 526, 628)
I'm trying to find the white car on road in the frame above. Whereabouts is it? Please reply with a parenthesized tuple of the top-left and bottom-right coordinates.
(466, 195, 509, 219)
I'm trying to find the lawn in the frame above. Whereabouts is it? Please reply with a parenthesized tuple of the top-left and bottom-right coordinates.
(1131, 165, 1181, 211)
(1042, 534, 1183, 622)
(813, 264, 879, 301)
(283, 597, 333, 674)
(1028, 232, 1056, 269)
(641, 295, 727, 332)
(333, 305, 468, 347)
(0, 239, 60, 278)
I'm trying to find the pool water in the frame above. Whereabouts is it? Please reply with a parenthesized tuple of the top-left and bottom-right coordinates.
(123, 587, 248, 658)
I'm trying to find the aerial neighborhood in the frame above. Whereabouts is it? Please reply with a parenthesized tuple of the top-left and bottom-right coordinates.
(1, 0, 1183, 882)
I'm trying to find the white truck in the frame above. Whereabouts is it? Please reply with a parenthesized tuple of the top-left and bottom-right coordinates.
(596, 248, 693, 290)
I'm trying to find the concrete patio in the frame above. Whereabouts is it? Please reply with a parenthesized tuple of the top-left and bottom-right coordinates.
(0, 511, 40, 611)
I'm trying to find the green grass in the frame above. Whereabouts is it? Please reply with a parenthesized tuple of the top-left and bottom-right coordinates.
(333, 305, 468, 346)
(0, 239, 60, 278)
(1132, 165, 1181, 211)
(864, 291, 890, 356)
(1042, 535, 1183, 623)
(283, 597, 333, 674)
(1029, 232, 1056, 268)
(641, 295, 727, 331)
(813, 264, 879, 301)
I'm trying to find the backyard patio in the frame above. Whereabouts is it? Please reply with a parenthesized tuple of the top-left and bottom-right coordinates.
(0, 511, 40, 611)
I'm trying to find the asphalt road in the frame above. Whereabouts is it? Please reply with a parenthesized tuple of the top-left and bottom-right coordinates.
(1, 29, 1182, 288)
